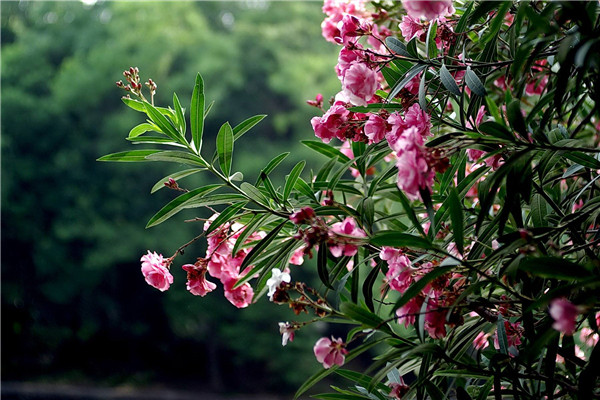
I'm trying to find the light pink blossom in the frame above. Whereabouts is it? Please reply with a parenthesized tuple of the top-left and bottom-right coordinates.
(341, 62, 379, 106)
(364, 113, 388, 143)
(289, 246, 306, 265)
(329, 217, 367, 257)
(222, 271, 254, 308)
(140, 251, 173, 292)
(473, 331, 490, 350)
(314, 336, 348, 369)
(549, 298, 580, 335)
(396, 295, 424, 327)
(311, 102, 350, 143)
(402, 0, 454, 21)
(182, 263, 217, 297)
(400, 14, 424, 41)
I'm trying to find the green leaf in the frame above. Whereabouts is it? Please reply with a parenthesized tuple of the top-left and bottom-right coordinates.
(386, 36, 411, 57)
(127, 136, 184, 146)
(97, 149, 162, 162)
(396, 189, 427, 238)
(145, 151, 208, 167)
(231, 213, 270, 255)
(562, 151, 600, 170)
(370, 232, 433, 250)
(145, 184, 222, 228)
(301, 140, 351, 163)
(238, 219, 288, 273)
(150, 168, 206, 194)
(190, 73, 205, 153)
(240, 182, 269, 206)
(496, 315, 509, 355)
(261, 172, 281, 203)
(518, 257, 593, 280)
(216, 122, 234, 177)
(388, 64, 427, 101)
(506, 100, 527, 138)
(340, 302, 393, 335)
(318, 243, 333, 290)
(284, 161, 305, 203)
(121, 97, 146, 112)
(464, 67, 487, 97)
(425, 20, 438, 59)
(143, 101, 185, 144)
(205, 202, 248, 235)
(478, 121, 513, 141)
(260, 152, 290, 178)
(233, 114, 267, 141)
(440, 64, 461, 96)
(128, 123, 157, 138)
(363, 263, 381, 312)
(447, 188, 464, 254)
(529, 194, 549, 228)
(172, 93, 186, 135)
(295, 177, 319, 202)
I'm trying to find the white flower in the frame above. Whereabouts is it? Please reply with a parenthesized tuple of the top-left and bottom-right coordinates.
(279, 322, 295, 346)
(266, 268, 291, 301)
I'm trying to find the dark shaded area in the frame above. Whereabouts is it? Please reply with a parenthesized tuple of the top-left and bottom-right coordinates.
(1, 1, 341, 394)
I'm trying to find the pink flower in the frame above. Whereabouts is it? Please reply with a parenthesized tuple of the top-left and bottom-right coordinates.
(329, 217, 367, 257)
(549, 298, 580, 335)
(424, 298, 447, 339)
(279, 322, 296, 346)
(222, 272, 254, 309)
(403, 103, 432, 137)
(396, 295, 424, 327)
(393, 127, 434, 200)
(580, 327, 599, 348)
(313, 336, 348, 369)
(381, 247, 414, 293)
(290, 206, 317, 225)
(341, 62, 379, 106)
(322, 16, 342, 44)
(494, 320, 523, 349)
(473, 331, 490, 350)
(400, 14, 424, 41)
(182, 263, 217, 297)
(364, 113, 388, 143)
(389, 381, 410, 399)
(336, 47, 364, 78)
(402, 0, 454, 21)
(337, 14, 365, 45)
(311, 102, 350, 143)
(289, 246, 306, 266)
(140, 251, 173, 292)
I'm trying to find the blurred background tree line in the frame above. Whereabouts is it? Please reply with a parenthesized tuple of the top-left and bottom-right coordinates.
(1, 1, 341, 394)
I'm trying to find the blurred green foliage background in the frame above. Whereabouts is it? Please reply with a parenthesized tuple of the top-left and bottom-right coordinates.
(1, 1, 342, 394)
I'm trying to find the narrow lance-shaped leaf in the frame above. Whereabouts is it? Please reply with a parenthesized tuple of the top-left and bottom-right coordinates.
(284, 161, 305, 203)
(237, 219, 288, 275)
(464, 67, 487, 97)
(447, 188, 464, 254)
(386, 36, 411, 57)
(97, 149, 162, 162)
(233, 114, 267, 141)
(388, 64, 427, 101)
(216, 122, 234, 177)
(440, 64, 461, 95)
(146, 184, 222, 228)
(190, 73, 205, 153)
(205, 202, 248, 235)
(173, 92, 186, 135)
(143, 101, 185, 145)
(128, 123, 157, 138)
(318, 243, 333, 289)
(145, 150, 207, 167)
